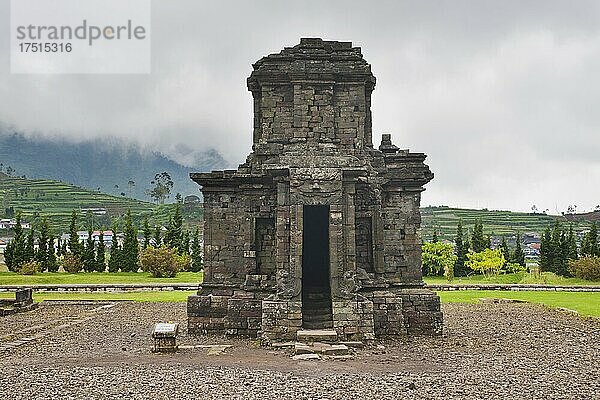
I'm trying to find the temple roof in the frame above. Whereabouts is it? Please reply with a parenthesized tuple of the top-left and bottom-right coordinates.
(248, 38, 375, 88)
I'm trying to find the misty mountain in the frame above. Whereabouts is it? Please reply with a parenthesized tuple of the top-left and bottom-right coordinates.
(0, 132, 228, 201)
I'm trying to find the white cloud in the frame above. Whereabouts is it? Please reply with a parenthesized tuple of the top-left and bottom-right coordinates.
(0, 0, 598, 212)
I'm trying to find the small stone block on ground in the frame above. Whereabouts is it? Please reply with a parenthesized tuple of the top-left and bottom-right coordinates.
(322, 344, 349, 356)
(295, 343, 314, 355)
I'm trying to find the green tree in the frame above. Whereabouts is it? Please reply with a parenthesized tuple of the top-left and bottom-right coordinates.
(581, 222, 598, 257)
(181, 230, 190, 255)
(108, 222, 121, 273)
(46, 235, 58, 272)
(165, 202, 183, 251)
(35, 218, 49, 269)
(510, 233, 526, 267)
(82, 228, 96, 273)
(567, 225, 578, 261)
(24, 228, 35, 263)
(432, 229, 438, 243)
(4, 240, 14, 271)
(121, 210, 139, 272)
(500, 236, 510, 266)
(142, 216, 151, 249)
(190, 227, 202, 272)
(96, 231, 106, 272)
(146, 172, 173, 204)
(454, 220, 470, 277)
(540, 226, 552, 271)
(471, 219, 487, 253)
(68, 210, 81, 256)
(56, 237, 62, 257)
(422, 242, 457, 281)
(153, 224, 161, 247)
(466, 248, 505, 277)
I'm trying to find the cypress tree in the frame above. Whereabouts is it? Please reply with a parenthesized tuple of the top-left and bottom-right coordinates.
(83, 228, 96, 273)
(500, 236, 510, 266)
(24, 228, 35, 263)
(181, 230, 190, 255)
(567, 225, 578, 261)
(510, 233, 526, 267)
(68, 210, 81, 256)
(432, 230, 438, 243)
(10, 213, 26, 271)
(4, 240, 14, 271)
(190, 227, 202, 272)
(165, 203, 183, 250)
(142, 216, 151, 249)
(36, 218, 50, 271)
(121, 210, 139, 272)
(580, 222, 598, 257)
(540, 226, 552, 272)
(454, 220, 470, 276)
(108, 222, 120, 273)
(471, 219, 487, 253)
(96, 231, 106, 272)
(557, 229, 570, 277)
(46, 234, 58, 272)
(56, 237, 62, 257)
(153, 225, 161, 247)
(550, 222, 562, 273)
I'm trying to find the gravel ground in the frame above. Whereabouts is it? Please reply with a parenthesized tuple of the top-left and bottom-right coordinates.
(1, 301, 599, 399)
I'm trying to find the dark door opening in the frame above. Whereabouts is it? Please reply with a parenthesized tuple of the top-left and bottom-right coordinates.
(301, 205, 333, 329)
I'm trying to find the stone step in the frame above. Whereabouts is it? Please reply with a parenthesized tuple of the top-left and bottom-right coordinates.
(296, 329, 338, 343)
(302, 321, 334, 330)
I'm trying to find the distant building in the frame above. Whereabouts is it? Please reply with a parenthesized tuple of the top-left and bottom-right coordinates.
(80, 208, 108, 215)
(61, 230, 121, 247)
(0, 218, 31, 230)
(522, 233, 541, 245)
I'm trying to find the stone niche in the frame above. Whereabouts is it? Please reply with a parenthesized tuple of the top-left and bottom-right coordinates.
(187, 38, 442, 341)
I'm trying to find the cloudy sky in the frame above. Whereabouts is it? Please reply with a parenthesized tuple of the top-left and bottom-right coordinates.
(1, 0, 599, 213)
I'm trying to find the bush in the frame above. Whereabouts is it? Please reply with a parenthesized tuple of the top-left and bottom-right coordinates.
(503, 262, 527, 274)
(18, 261, 40, 275)
(174, 253, 191, 272)
(569, 256, 600, 281)
(139, 246, 179, 278)
(62, 253, 83, 274)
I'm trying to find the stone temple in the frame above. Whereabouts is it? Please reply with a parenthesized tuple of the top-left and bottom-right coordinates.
(187, 38, 442, 341)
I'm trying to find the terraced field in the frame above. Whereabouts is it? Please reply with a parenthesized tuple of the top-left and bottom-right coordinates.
(0, 175, 595, 239)
(0, 176, 183, 232)
(421, 206, 595, 241)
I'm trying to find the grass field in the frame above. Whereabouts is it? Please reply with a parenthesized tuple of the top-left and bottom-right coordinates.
(0, 290, 194, 302)
(438, 290, 600, 317)
(1, 289, 597, 318)
(1, 271, 597, 286)
(0, 271, 203, 285)
(424, 272, 600, 286)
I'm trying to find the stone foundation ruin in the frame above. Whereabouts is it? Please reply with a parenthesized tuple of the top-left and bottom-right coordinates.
(187, 38, 442, 341)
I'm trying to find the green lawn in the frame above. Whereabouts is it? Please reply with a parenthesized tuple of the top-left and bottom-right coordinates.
(0, 290, 195, 302)
(0, 271, 203, 285)
(1, 287, 597, 318)
(438, 290, 600, 317)
(424, 272, 600, 286)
